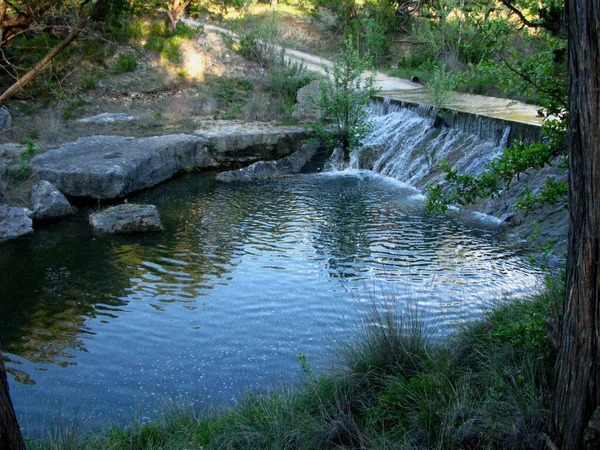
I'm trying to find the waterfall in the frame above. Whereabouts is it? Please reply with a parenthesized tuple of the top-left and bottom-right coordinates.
(346, 99, 516, 190)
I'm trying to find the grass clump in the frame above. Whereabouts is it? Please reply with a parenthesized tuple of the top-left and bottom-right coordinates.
(111, 53, 138, 75)
(29, 281, 561, 450)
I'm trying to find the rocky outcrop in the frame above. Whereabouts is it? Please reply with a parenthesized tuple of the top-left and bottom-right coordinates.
(30, 127, 311, 200)
(197, 126, 307, 166)
(216, 139, 323, 182)
(30, 180, 75, 221)
(89, 204, 163, 233)
(291, 80, 322, 123)
(0, 205, 33, 240)
(31, 134, 213, 199)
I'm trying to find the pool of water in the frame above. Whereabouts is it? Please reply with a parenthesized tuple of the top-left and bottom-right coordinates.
(0, 170, 543, 435)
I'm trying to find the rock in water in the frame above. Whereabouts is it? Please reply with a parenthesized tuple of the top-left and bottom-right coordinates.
(216, 139, 322, 182)
(0, 205, 33, 240)
(89, 204, 163, 233)
(30, 180, 75, 221)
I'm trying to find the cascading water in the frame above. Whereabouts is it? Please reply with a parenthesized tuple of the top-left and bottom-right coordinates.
(341, 99, 512, 191)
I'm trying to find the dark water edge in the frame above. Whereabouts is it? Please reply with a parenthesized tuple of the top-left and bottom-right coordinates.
(0, 170, 544, 436)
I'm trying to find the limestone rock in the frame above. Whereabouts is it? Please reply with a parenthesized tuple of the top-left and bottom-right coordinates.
(31, 134, 211, 199)
(77, 113, 137, 123)
(216, 139, 322, 182)
(197, 126, 307, 166)
(0, 204, 33, 240)
(89, 204, 163, 233)
(0, 106, 12, 133)
(30, 180, 75, 221)
(291, 80, 322, 123)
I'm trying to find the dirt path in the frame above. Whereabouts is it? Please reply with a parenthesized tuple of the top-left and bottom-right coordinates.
(183, 20, 421, 91)
(185, 19, 544, 125)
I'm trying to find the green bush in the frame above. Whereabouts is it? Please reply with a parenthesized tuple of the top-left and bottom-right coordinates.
(172, 22, 200, 39)
(144, 34, 165, 53)
(267, 52, 313, 105)
(111, 53, 138, 74)
(426, 64, 459, 109)
(161, 36, 183, 63)
(314, 38, 378, 160)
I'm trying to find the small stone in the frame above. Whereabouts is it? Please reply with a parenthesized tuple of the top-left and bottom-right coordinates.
(31, 180, 75, 221)
(0, 204, 33, 240)
(89, 204, 163, 233)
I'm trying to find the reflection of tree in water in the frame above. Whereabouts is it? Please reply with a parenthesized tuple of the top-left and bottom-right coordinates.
(0, 227, 130, 378)
(0, 172, 307, 383)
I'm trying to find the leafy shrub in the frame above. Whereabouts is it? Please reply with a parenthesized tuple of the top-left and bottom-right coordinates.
(209, 77, 254, 106)
(361, 18, 390, 64)
(111, 53, 138, 74)
(267, 52, 313, 104)
(314, 38, 378, 160)
(426, 64, 459, 109)
(236, 12, 281, 66)
(144, 35, 165, 53)
(161, 36, 183, 63)
(172, 22, 200, 39)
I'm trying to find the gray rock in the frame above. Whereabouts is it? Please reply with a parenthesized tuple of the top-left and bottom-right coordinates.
(77, 113, 137, 123)
(30, 180, 75, 221)
(291, 80, 322, 123)
(198, 127, 307, 166)
(31, 134, 212, 199)
(90, 204, 163, 233)
(216, 139, 321, 182)
(0, 106, 12, 133)
(0, 204, 33, 240)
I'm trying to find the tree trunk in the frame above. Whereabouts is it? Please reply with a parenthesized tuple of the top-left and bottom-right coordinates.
(0, 353, 25, 450)
(166, 0, 192, 33)
(551, 0, 600, 448)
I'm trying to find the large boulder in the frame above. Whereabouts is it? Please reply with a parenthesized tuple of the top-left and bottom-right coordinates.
(197, 125, 307, 166)
(30, 180, 75, 221)
(89, 203, 163, 233)
(0, 205, 33, 240)
(31, 134, 212, 199)
(291, 80, 322, 123)
(216, 139, 322, 182)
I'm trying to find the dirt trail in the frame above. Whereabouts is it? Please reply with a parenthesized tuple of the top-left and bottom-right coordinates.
(185, 19, 544, 125)
(184, 20, 421, 91)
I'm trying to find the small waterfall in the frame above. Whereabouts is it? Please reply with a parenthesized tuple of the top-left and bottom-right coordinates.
(348, 99, 513, 190)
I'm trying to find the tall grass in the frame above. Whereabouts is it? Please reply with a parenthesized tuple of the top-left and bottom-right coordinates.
(29, 282, 561, 449)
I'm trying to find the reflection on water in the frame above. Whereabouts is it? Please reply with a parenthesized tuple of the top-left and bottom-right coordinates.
(0, 171, 543, 435)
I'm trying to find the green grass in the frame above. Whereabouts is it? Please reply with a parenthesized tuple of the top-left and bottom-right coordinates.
(28, 281, 561, 450)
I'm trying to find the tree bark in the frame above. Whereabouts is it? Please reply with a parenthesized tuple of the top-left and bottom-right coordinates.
(166, 0, 192, 33)
(0, 352, 25, 450)
(552, 0, 600, 448)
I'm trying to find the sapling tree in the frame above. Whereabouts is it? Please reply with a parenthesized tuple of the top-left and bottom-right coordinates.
(314, 38, 379, 162)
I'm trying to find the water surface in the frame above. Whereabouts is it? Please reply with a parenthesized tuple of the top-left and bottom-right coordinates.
(0, 170, 543, 434)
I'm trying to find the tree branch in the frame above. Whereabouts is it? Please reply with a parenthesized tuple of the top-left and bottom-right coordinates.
(0, 0, 108, 104)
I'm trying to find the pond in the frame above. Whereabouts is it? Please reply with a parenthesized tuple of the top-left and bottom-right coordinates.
(0, 170, 543, 435)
